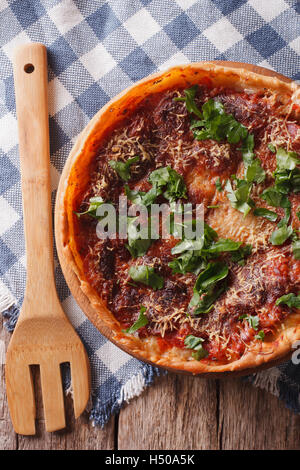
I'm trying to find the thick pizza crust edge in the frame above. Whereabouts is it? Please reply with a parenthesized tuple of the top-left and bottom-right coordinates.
(55, 63, 300, 374)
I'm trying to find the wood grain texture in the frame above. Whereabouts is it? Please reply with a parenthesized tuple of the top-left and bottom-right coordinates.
(1, 317, 114, 450)
(117, 375, 300, 450)
(1, 327, 299, 450)
(118, 374, 219, 450)
(219, 378, 300, 450)
(5, 43, 90, 436)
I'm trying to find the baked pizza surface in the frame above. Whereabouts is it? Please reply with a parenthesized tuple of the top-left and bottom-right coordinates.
(60, 64, 300, 373)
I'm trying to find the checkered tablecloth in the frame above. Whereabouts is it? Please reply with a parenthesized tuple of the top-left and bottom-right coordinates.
(0, 0, 299, 426)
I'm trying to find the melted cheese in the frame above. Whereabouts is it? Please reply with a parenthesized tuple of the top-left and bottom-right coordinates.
(207, 199, 274, 252)
(77, 85, 300, 361)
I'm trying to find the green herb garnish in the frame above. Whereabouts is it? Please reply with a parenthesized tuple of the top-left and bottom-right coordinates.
(245, 157, 266, 184)
(255, 330, 265, 341)
(202, 238, 242, 254)
(269, 223, 293, 246)
(129, 265, 164, 290)
(74, 196, 104, 218)
(191, 98, 248, 144)
(259, 147, 300, 248)
(253, 207, 278, 222)
(276, 292, 300, 309)
(292, 239, 300, 260)
(125, 184, 160, 207)
(184, 335, 208, 360)
(268, 143, 276, 153)
(125, 166, 187, 258)
(174, 85, 202, 118)
(215, 177, 223, 192)
(169, 222, 250, 275)
(148, 166, 187, 202)
(225, 177, 254, 217)
(126, 306, 148, 334)
(230, 244, 252, 265)
(276, 148, 300, 171)
(109, 156, 139, 181)
(176, 86, 265, 216)
(126, 216, 154, 258)
(239, 314, 260, 330)
(260, 186, 290, 208)
(188, 262, 228, 314)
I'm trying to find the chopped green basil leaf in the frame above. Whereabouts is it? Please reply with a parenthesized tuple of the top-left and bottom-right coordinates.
(174, 85, 203, 118)
(230, 244, 252, 265)
(259, 147, 299, 231)
(276, 148, 300, 171)
(269, 223, 293, 245)
(268, 143, 276, 153)
(129, 265, 164, 290)
(169, 220, 250, 275)
(125, 184, 161, 207)
(193, 282, 227, 314)
(276, 293, 300, 309)
(193, 262, 228, 293)
(260, 186, 290, 208)
(215, 177, 223, 192)
(168, 251, 207, 276)
(255, 330, 265, 341)
(192, 98, 248, 144)
(225, 178, 254, 217)
(245, 158, 266, 184)
(189, 262, 228, 312)
(171, 237, 204, 255)
(274, 168, 300, 194)
(149, 166, 187, 202)
(253, 207, 278, 222)
(126, 217, 153, 258)
(126, 306, 148, 334)
(74, 196, 104, 218)
(109, 156, 139, 181)
(202, 238, 242, 254)
(239, 314, 259, 331)
(184, 335, 208, 360)
(292, 239, 300, 260)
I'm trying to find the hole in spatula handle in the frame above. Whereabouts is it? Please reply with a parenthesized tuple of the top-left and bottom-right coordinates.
(24, 63, 34, 73)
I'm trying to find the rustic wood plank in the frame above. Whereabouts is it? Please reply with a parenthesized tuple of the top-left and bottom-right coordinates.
(17, 407, 115, 450)
(118, 374, 219, 450)
(219, 378, 300, 450)
(2, 306, 299, 450)
(0, 316, 115, 450)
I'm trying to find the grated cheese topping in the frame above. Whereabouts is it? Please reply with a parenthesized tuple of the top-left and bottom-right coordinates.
(75, 84, 300, 364)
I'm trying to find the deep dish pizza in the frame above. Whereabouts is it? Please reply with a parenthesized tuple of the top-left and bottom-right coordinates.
(56, 63, 300, 373)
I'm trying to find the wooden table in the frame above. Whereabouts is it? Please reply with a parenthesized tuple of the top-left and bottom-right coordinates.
(1, 315, 299, 450)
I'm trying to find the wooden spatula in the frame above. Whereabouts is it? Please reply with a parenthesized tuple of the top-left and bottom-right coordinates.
(5, 43, 90, 435)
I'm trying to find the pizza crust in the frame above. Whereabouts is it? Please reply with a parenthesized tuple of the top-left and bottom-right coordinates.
(55, 62, 300, 374)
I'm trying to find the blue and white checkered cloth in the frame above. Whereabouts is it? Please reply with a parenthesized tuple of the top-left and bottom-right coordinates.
(0, 0, 299, 426)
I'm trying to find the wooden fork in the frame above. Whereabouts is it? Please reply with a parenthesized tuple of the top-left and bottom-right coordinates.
(5, 43, 90, 435)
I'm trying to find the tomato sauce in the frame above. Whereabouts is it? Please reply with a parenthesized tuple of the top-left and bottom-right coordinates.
(74, 84, 300, 363)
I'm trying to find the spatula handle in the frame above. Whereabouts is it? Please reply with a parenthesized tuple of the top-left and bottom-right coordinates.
(13, 43, 55, 298)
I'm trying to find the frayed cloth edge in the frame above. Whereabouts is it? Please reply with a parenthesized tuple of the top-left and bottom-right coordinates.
(1, 299, 20, 332)
(247, 367, 281, 397)
(90, 364, 163, 427)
